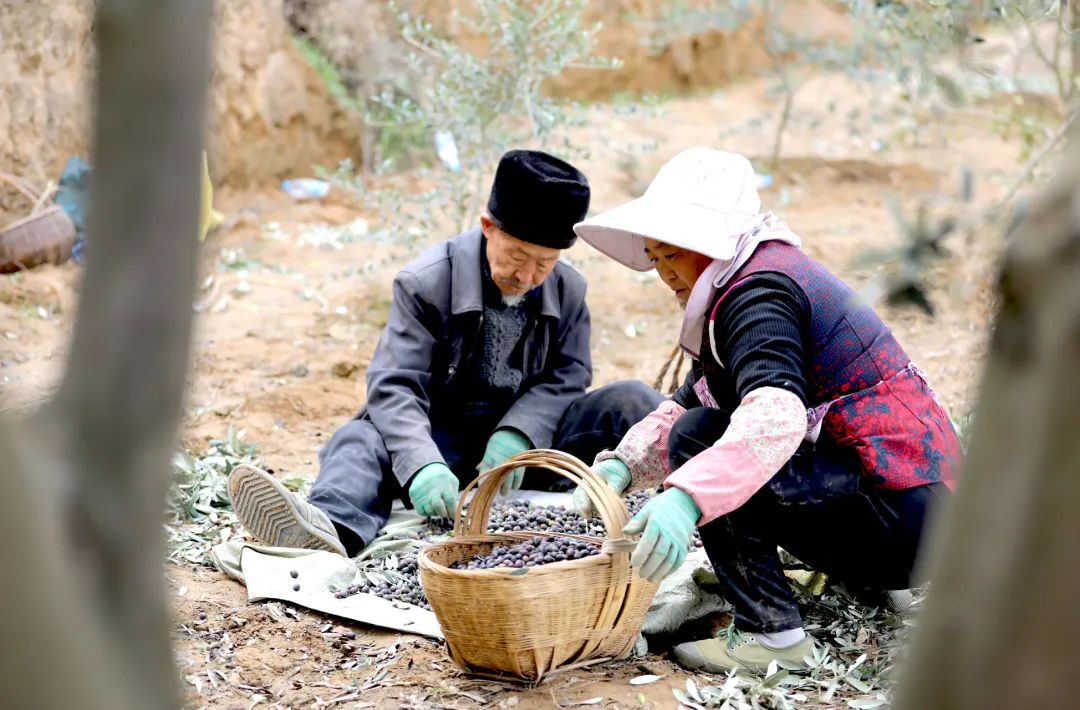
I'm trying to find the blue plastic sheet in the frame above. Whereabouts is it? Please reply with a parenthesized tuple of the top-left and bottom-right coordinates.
(54, 156, 92, 263)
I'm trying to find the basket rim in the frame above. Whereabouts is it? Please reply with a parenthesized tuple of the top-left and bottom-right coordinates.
(0, 205, 71, 238)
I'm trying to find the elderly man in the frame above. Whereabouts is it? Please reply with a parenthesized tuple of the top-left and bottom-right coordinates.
(229, 149, 662, 557)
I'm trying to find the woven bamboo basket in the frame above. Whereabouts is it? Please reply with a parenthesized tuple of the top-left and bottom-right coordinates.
(418, 449, 660, 682)
(0, 173, 75, 274)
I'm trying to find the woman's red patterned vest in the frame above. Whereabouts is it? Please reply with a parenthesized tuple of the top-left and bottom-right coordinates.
(710, 242, 960, 490)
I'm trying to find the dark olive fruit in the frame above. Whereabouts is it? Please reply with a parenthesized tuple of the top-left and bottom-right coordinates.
(449, 535, 602, 571)
(337, 552, 433, 611)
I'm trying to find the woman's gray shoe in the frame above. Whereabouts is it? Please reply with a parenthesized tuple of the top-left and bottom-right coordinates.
(886, 589, 916, 613)
(228, 464, 347, 557)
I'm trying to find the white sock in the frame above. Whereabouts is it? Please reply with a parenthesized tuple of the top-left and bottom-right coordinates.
(757, 627, 806, 649)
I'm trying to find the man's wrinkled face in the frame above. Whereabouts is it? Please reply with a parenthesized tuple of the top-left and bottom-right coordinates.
(643, 238, 713, 306)
(482, 215, 561, 302)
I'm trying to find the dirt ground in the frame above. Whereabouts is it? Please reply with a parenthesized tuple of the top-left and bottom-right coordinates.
(0, 41, 1038, 707)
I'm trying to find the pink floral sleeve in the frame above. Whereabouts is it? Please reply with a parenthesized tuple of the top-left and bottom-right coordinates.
(664, 386, 806, 525)
(594, 399, 686, 489)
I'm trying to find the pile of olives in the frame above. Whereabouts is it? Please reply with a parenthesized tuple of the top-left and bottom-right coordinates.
(451, 535, 601, 570)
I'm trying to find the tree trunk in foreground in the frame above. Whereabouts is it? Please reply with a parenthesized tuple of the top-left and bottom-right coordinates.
(894, 125, 1080, 708)
(0, 1, 212, 708)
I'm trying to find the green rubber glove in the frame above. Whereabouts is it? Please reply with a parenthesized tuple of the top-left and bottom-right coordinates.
(408, 463, 458, 519)
(623, 487, 701, 582)
(478, 429, 532, 496)
(572, 458, 631, 518)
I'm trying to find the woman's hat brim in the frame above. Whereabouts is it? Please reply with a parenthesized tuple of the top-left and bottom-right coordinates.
(574, 195, 759, 271)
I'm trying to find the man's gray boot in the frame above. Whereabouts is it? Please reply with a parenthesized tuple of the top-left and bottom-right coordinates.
(228, 464, 347, 557)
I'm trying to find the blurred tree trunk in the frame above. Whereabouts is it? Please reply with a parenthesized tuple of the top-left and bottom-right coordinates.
(0, 1, 212, 709)
(1072, 0, 1080, 103)
(894, 125, 1080, 708)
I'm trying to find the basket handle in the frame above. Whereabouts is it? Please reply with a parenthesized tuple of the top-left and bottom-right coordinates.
(0, 173, 40, 203)
(0, 173, 54, 217)
(451, 449, 633, 542)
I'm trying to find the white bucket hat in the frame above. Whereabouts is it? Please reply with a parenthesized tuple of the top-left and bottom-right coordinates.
(573, 148, 763, 271)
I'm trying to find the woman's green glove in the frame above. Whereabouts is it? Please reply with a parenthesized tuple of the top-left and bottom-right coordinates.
(572, 458, 631, 518)
(478, 429, 532, 496)
(623, 487, 701, 582)
(408, 463, 458, 519)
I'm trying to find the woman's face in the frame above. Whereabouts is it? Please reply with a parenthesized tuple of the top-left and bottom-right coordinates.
(643, 238, 713, 306)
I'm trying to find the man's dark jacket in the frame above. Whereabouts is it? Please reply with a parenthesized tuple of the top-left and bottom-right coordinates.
(362, 228, 592, 487)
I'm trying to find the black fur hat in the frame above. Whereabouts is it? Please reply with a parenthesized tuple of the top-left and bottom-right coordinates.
(487, 150, 590, 250)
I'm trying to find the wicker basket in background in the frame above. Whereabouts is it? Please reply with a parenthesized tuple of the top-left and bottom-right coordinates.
(0, 173, 75, 274)
(418, 449, 660, 683)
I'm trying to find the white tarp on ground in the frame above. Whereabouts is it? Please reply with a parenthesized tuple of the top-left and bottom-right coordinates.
(213, 540, 444, 638)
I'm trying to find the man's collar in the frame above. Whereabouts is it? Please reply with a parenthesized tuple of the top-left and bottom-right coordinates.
(450, 227, 561, 319)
